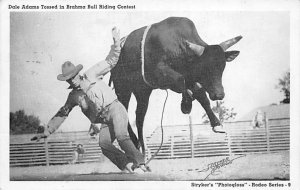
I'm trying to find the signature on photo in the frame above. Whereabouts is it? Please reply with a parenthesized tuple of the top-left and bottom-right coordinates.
(198, 155, 246, 180)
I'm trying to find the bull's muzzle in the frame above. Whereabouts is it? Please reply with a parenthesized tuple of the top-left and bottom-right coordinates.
(210, 92, 225, 101)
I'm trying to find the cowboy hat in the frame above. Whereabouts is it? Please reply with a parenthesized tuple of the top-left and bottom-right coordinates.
(57, 61, 83, 81)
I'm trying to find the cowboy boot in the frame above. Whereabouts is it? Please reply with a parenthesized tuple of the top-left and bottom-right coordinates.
(118, 138, 145, 168)
(131, 163, 151, 173)
(122, 162, 134, 173)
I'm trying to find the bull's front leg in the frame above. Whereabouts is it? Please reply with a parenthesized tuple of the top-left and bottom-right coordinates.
(155, 62, 193, 114)
(192, 83, 226, 133)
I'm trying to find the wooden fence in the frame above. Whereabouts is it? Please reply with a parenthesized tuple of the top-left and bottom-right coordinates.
(10, 138, 103, 167)
(10, 118, 289, 167)
(146, 118, 290, 159)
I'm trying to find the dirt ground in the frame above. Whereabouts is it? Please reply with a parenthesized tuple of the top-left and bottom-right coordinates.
(10, 151, 289, 181)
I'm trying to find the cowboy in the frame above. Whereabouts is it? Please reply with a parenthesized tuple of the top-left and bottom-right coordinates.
(31, 27, 148, 173)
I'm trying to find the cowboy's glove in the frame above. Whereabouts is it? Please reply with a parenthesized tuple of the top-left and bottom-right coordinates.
(112, 26, 120, 46)
(31, 133, 47, 142)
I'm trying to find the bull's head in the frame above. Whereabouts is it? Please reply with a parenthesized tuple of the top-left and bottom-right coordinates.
(186, 36, 242, 101)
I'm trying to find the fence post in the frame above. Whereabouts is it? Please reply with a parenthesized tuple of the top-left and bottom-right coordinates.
(44, 138, 50, 166)
(189, 115, 194, 158)
(226, 124, 233, 156)
(265, 112, 270, 153)
(170, 135, 174, 158)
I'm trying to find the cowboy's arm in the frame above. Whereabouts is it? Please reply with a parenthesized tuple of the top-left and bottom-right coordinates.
(84, 44, 121, 81)
(31, 94, 76, 141)
(84, 27, 124, 82)
(45, 104, 73, 135)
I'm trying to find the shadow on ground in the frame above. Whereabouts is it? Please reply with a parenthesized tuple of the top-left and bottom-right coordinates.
(10, 151, 289, 181)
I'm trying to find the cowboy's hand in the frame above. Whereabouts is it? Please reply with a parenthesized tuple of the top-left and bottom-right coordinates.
(31, 133, 47, 142)
(112, 26, 120, 44)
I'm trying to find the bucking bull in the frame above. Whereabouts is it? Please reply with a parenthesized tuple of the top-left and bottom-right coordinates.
(110, 17, 242, 155)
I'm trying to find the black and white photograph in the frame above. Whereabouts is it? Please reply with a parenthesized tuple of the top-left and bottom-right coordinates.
(1, 0, 300, 189)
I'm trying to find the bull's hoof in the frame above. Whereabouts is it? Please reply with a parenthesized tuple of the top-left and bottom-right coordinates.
(181, 90, 193, 114)
(212, 125, 226, 133)
(181, 99, 192, 114)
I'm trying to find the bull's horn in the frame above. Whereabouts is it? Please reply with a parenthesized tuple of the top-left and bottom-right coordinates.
(219, 35, 242, 51)
(186, 40, 205, 56)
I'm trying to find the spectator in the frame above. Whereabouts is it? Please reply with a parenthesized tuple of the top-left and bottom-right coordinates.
(252, 110, 266, 129)
(70, 144, 85, 164)
(88, 123, 100, 138)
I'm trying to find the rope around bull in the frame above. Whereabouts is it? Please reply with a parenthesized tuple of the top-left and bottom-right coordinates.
(141, 24, 158, 89)
(145, 89, 168, 165)
(140, 24, 167, 165)
(110, 25, 167, 166)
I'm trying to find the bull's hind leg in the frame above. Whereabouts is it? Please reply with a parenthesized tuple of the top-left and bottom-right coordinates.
(133, 87, 152, 156)
(155, 62, 192, 114)
(115, 86, 140, 149)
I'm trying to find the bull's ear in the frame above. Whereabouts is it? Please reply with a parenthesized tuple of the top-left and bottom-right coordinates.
(225, 51, 240, 62)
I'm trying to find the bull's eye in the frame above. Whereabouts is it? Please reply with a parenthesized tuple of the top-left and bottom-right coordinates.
(212, 57, 220, 62)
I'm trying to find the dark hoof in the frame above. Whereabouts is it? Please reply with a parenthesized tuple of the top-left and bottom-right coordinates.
(181, 99, 192, 114)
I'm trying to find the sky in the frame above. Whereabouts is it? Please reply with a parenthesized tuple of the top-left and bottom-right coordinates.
(9, 10, 290, 135)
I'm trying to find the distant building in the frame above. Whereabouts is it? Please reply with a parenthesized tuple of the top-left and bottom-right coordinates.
(147, 104, 290, 141)
(237, 104, 290, 121)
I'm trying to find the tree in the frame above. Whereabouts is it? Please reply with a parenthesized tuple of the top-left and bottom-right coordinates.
(276, 71, 290, 104)
(10, 110, 42, 135)
(202, 101, 237, 124)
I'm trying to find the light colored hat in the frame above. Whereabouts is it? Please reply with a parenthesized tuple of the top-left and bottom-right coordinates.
(57, 61, 83, 81)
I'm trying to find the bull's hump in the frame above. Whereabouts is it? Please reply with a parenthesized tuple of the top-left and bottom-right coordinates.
(160, 17, 193, 25)
(152, 17, 194, 33)
(153, 17, 207, 46)
(117, 17, 206, 71)
(147, 18, 202, 59)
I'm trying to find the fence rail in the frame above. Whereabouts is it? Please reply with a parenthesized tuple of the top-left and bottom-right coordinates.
(145, 118, 290, 159)
(10, 118, 289, 167)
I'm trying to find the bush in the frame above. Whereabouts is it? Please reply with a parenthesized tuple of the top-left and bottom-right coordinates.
(202, 101, 237, 124)
(276, 71, 290, 104)
(10, 110, 42, 135)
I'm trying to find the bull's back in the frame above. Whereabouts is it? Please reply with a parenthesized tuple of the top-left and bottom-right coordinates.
(110, 26, 145, 83)
(111, 17, 205, 84)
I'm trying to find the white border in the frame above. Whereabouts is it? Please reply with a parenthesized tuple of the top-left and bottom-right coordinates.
(1, 0, 300, 190)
